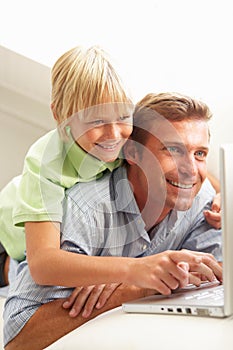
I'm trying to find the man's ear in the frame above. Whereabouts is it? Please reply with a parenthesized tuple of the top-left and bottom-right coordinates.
(124, 139, 139, 165)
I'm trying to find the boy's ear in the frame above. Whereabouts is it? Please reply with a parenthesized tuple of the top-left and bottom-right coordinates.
(124, 139, 139, 165)
(51, 103, 58, 121)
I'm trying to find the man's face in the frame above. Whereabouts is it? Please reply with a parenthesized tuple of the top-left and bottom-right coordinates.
(133, 118, 209, 213)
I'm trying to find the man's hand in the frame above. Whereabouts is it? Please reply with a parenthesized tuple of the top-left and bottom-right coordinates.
(204, 193, 221, 229)
(63, 283, 120, 318)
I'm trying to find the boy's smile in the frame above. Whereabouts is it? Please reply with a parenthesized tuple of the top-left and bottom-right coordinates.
(69, 103, 133, 162)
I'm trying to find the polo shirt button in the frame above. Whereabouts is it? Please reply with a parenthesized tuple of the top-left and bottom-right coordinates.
(142, 244, 147, 250)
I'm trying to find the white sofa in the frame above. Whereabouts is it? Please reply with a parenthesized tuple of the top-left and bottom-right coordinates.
(1, 296, 233, 350)
(45, 306, 233, 350)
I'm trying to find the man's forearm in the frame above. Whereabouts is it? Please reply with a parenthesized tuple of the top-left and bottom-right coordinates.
(5, 285, 153, 350)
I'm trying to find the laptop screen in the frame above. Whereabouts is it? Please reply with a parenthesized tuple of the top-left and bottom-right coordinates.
(220, 144, 233, 316)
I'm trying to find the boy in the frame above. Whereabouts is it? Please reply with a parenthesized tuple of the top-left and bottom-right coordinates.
(0, 45, 133, 285)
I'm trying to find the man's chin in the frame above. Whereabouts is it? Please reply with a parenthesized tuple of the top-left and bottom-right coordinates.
(173, 200, 194, 211)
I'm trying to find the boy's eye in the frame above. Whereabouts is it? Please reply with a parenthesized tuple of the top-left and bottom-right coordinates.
(166, 146, 181, 154)
(119, 115, 131, 121)
(91, 120, 105, 126)
(85, 114, 132, 127)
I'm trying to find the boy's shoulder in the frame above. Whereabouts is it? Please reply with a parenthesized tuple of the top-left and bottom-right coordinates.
(26, 129, 60, 155)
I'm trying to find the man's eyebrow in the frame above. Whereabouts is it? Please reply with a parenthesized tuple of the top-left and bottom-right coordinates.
(196, 146, 209, 151)
(162, 141, 209, 151)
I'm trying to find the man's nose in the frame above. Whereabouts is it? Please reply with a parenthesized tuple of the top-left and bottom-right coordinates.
(179, 154, 198, 176)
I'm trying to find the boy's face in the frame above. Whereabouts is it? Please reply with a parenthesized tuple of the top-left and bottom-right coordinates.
(69, 103, 133, 162)
(127, 118, 209, 214)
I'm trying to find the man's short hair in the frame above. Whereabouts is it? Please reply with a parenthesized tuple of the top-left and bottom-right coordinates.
(131, 92, 212, 146)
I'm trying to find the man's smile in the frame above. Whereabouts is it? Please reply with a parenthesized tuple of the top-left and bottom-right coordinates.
(166, 179, 194, 189)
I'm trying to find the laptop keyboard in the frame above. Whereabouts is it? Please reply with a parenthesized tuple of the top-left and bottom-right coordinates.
(184, 285, 224, 301)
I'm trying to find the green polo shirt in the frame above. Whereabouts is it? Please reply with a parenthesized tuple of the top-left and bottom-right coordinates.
(0, 176, 25, 260)
(0, 128, 122, 260)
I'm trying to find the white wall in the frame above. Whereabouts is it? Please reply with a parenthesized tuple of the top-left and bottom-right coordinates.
(1, 0, 233, 185)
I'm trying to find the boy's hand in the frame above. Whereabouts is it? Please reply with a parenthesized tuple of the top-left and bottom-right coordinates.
(204, 193, 221, 229)
(63, 283, 120, 318)
(128, 250, 222, 295)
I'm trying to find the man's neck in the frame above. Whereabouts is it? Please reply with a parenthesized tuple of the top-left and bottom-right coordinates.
(127, 165, 170, 231)
(140, 204, 170, 232)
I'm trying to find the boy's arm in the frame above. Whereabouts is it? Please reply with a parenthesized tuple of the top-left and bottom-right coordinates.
(204, 193, 221, 229)
(207, 172, 220, 193)
(25, 221, 132, 287)
(204, 172, 221, 229)
(25, 222, 222, 293)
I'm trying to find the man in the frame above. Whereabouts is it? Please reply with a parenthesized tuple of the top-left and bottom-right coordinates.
(4, 92, 222, 350)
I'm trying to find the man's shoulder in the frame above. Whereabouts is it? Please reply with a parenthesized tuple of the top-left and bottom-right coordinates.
(188, 178, 215, 215)
(65, 171, 113, 210)
(197, 177, 216, 199)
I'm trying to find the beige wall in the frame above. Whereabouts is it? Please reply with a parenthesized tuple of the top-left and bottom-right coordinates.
(0, 46, 54, 189)
(207, 101, 233, 180)
(0, 110, 49, 189)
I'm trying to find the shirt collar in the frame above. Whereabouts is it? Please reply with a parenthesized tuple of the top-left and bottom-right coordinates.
(111, 166, 141, 215)
(64, 126, 122, 180)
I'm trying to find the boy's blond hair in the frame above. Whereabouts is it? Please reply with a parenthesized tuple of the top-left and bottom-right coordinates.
(51, 45, 131, 124)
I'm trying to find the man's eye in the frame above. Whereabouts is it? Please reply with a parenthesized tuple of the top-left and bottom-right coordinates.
(195, 150, 207, 160)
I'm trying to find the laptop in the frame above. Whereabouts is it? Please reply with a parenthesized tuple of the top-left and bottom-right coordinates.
(122, 144, 233, 318)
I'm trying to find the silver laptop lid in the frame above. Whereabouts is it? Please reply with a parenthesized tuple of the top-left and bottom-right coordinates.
(220, 144, 233, 316)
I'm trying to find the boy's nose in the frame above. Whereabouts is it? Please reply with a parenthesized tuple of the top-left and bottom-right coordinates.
(105, 123, 121, 139)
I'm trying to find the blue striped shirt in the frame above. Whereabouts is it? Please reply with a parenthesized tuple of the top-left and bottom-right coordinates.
(3, 166, 222, 346)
